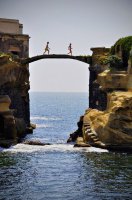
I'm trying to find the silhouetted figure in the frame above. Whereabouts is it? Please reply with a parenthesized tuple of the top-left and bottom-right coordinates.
(68, 43, 72, 56)
(43, 42, 50, 54)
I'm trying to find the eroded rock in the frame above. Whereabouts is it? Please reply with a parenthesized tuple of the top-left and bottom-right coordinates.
(83, 91, 132, 150)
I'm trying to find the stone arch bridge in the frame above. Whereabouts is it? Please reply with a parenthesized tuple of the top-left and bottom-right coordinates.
(21, 54, 92, 65)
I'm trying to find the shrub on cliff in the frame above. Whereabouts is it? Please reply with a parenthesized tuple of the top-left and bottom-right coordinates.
(0, 52, 19, 63)
(103, 55, 123, 70)
(110, 36, 132, 68)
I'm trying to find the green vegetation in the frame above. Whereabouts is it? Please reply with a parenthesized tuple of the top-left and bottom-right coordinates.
(102, 55, 123, 70)
(0, 52, 19, 62)
(0, 52, 10, 57)
(110, 36, 132, 68)
(99, 53, 110, 65)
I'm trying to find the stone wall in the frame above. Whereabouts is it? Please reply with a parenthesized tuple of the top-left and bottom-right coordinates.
(0, 18, 22, 34)
(0, 33, 29, 58)
(0, 18, 29, 58)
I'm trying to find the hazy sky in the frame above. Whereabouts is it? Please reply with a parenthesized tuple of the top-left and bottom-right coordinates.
(0, 0, 132, 92)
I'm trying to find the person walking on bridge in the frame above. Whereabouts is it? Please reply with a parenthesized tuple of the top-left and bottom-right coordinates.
(68, 43, 72, 56)
(43, 42, 50, 54)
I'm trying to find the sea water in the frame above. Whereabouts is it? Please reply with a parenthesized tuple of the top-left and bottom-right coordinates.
(0, 92, 131, 200)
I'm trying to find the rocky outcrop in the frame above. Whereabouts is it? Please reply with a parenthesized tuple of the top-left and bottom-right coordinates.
(0, 55, 30, 125)
(71, 91, 132, 151)
(23, 140, 51, 146)
(0, 54, 32, 147)
(70, 37, 132, 151)
(83, 92, 132, 150)
(67, 116, 84, 142)
(89, 47, 109, 111)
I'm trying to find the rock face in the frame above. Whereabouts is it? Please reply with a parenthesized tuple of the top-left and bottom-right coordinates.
(0, 55, 30, 125)
(97, 70, 128, 90)
(89, 47, 109, 111)
(67, 116, 84, 142)
(0, 95, 17, 141)
(70, 38, 132, 151)
(23, 140, 51, 146)
(83, 92, 132, 150)
(0, 55, 31, 147)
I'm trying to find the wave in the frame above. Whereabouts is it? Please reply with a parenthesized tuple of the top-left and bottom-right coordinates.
(0, 146, 4, 151)
(36, 124, 51, 128)
(31, 116, 62, 121)
(2, 143, 108, 153)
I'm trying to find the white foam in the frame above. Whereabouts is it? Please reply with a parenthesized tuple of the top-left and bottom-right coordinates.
(31, 116, 62, 121)
(2, 143, 108, 153)
(36, 124, 51, 128)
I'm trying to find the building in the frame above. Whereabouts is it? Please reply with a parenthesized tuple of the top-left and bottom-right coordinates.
(0, 18, 29, 58)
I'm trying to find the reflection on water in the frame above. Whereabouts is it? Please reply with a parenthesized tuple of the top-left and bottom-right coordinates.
(0, 149, 131, 200)
(0, 152, 17, 167)
(82, 153, 132, 199)
(0, 93, 132, 199)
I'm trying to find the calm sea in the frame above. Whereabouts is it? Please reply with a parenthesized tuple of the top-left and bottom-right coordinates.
(0, 92, 131, 200)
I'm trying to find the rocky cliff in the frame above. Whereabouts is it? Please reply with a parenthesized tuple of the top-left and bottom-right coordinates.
(0, 54, 31, 147)
(69, 36, 132, 151)
(83, 91, 132, 150)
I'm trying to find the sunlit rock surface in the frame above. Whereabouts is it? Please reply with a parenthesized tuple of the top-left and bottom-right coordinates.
(97, 70, 128, 90)
(83, 91, 132, 150)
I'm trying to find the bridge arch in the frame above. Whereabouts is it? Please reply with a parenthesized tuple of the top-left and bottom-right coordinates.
(28, 57, 90, 92)
(21, 54, 92, 65)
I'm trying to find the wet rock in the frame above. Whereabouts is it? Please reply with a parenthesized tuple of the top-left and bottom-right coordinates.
(26, 123, 36, 134)
(15, 118, 26, 137)
(74, 143, 91, 147)
(30, 123, 36, 129)
(67, 116, 84, 142)
(0, 139, 17, 148)
(23, 140, 51, 146)
(67, 131, 80, 142)
(74, 137, 91, 147)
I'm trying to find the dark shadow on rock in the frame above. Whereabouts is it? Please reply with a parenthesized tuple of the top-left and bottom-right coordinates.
(67, 116, 84, 143)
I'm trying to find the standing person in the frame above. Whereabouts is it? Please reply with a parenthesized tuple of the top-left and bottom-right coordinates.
(43, 42, 50, 54)
(68, 43, 72, 56)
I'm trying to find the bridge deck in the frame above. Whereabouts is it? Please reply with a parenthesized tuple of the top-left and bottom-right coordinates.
(21, 54, 91, 65)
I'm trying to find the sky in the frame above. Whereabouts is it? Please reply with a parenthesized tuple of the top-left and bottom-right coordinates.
(0, 0, 132, 92)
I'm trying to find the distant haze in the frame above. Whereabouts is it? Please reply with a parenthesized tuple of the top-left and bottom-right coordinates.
(0, 0, 132, 92)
